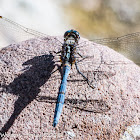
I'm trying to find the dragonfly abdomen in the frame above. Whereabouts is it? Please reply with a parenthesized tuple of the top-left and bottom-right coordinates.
(53, 64, 71, 127)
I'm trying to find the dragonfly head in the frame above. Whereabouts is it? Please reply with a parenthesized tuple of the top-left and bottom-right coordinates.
(64, 29, 80, 45)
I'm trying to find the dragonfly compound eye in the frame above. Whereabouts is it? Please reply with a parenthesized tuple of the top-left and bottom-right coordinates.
(64, 29, 80, 43)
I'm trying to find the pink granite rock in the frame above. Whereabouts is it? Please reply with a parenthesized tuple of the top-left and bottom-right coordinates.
(0, 36, 140, 140)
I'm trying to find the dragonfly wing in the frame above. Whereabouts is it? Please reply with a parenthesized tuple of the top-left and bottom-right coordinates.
(0, 16, 62, 48)
(92, 33, 140, 65)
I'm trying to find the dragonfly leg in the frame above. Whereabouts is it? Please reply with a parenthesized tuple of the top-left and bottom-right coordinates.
(76, 52, 94, 63)
(77, 52, 90, 59)
(50, 64, 62, 75)
(75, 62, 96, 89)
(49, 50, 61, 55)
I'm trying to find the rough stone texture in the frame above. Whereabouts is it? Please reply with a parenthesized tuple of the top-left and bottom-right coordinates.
(0, 36, 140, 140)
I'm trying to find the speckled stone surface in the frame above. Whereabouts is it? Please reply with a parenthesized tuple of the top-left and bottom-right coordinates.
(0, 36, 140, 140)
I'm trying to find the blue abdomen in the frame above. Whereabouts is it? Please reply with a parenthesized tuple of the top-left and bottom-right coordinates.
(53, 64, 71, 127)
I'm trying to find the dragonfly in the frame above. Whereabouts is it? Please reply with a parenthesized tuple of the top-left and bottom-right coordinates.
(0, 16, 140, 128)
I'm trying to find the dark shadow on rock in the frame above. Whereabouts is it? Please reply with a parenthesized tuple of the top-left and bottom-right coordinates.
(36, 96, 111, 113)
(0, 54, 55, 139)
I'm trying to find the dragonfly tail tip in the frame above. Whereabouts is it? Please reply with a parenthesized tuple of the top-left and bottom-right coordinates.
(53, 121, 57, 127)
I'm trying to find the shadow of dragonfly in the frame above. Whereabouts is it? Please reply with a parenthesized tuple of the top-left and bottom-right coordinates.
(36, 96, 111, 113)
(0, 54, 55, 139)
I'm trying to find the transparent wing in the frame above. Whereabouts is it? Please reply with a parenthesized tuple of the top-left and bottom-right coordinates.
(0, 16, 62, 48)
(92, 33, 140, 65)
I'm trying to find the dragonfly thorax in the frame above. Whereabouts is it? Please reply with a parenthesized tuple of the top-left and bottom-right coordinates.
(61, 43, 76, 66)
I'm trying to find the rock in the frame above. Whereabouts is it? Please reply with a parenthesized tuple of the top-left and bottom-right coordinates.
(119, 125, 140, 140)
(66, 130, 76, 138)
(0, 36, 140, 139)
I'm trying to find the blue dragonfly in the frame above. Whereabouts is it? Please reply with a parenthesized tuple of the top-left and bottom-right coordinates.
(0, 16, 139, 129)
